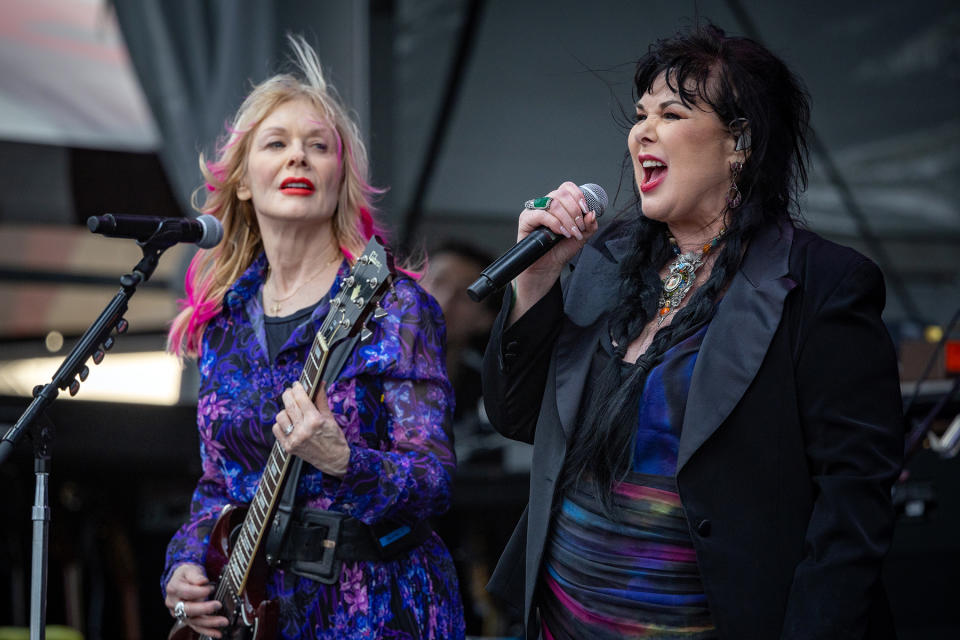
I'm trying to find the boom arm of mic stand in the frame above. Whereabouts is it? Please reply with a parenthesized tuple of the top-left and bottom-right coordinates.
(0, 235, 172, 466)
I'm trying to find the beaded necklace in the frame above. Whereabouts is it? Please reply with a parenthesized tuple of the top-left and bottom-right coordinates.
(656, 229, 725, 326)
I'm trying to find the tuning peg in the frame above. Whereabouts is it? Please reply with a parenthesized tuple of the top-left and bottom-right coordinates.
(79, 365, 90, 381)
(92, 349, 104, 364)
(343, 276, 355, 288)
(103, 336, 115, 351)
(360, 327, 373, 342)
(69, 379, 80, 396)
(116, 318, 129, 334)
(373, 306, 387, 319)
(365, 277, 379, 287)
(352, 297, 365, 308)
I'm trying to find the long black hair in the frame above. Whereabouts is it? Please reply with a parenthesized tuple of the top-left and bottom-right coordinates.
(560, 24, 811, 516)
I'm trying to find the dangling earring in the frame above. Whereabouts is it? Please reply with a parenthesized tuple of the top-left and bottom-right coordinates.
(726, 161, 743, 209)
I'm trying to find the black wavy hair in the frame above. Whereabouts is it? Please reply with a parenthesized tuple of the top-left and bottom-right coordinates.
(560, 24, 811, 516)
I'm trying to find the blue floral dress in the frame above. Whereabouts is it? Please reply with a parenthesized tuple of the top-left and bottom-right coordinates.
(162, 253, 466, 639)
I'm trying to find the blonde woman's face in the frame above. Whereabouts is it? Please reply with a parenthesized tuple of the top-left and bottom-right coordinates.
(237, 98, 342, 229)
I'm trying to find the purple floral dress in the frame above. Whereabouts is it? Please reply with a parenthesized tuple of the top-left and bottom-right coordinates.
(162, 253, 466, 639)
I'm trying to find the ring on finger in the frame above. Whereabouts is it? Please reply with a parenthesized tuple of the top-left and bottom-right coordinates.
(174, 600, 188, 622)
(283, 421, 294, 435)
(524, 196, 552, 210)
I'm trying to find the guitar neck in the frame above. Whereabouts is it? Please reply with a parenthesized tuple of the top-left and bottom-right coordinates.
(219, 335, 331, 597)
(214, 236, 393, 600)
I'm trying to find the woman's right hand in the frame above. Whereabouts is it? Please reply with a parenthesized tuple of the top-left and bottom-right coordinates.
(511, 181, 600, 321)
(165, 562, 229, 638)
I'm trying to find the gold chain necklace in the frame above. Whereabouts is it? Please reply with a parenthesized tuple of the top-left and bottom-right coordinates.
(266, 251, 341, 316)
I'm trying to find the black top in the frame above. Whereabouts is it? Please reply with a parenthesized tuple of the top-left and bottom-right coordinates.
(263, 296, 324, 363)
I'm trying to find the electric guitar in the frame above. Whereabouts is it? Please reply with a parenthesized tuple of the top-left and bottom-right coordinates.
(169, 236, 395, 640)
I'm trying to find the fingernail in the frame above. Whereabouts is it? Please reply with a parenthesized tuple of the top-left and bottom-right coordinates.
(579, 198, 588, 214)
(559, 225, 571, 238)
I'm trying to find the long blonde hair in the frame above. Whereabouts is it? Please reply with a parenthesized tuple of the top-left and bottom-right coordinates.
(168, 35, 385, 357)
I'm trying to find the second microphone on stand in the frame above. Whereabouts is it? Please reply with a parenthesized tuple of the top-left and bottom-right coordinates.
(467, 183, 608, 302)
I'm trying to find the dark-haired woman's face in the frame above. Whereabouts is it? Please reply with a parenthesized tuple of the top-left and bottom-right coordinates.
(629, 74, 738, 235)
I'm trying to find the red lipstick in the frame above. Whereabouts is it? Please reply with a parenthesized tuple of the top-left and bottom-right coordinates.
(280, 176, 315, 196)
(638, 154, 667, 193)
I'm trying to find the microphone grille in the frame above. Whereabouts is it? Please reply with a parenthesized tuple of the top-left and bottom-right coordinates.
(579, 183, 608, 217)
(196, 214, 224, 249)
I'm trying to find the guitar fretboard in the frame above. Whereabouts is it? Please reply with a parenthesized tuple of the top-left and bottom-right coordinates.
(213, 242, 391, 600)
(219, 333, 332, 595)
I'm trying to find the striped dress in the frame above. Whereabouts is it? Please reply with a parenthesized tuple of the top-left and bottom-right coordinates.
(540, 324, 717, 639)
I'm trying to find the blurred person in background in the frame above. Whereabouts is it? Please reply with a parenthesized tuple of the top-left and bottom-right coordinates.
(421, 241, 499, 440)
(421, 240, 523, 637)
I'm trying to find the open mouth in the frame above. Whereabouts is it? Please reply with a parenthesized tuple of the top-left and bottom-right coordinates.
(640, 159, 667, 193)
(280, 177, 315, 195)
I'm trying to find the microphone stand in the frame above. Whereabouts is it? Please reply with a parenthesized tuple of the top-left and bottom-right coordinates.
(0, 232, 179, 639)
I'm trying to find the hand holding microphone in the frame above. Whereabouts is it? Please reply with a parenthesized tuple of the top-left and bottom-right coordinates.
(467, 182, 607, 303)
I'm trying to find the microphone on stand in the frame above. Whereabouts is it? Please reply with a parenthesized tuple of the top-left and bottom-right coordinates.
(87, 213, 224, 249)
(467, 183, 607, 302)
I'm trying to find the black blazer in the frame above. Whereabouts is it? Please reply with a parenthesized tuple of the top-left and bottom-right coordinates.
(483, 220, 904, 639)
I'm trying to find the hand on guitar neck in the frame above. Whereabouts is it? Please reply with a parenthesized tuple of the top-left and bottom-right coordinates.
(272, 381, 350, 477)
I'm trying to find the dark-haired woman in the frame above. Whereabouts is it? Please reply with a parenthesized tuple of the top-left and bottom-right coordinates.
(482, 26, 903, 640)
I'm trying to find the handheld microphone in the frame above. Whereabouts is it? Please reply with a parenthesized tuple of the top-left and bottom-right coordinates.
(87, 213, 224, 249)
(467, 183, 607, 302)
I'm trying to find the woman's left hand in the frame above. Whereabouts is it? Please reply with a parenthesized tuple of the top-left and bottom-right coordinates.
(273, 381, 350, 477)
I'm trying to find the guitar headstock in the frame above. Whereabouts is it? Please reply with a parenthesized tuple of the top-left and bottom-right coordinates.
(317, 236, 395, 352)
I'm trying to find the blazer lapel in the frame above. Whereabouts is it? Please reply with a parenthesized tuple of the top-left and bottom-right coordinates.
(678, 223, 797, 472)
(554, 233, 634, 438)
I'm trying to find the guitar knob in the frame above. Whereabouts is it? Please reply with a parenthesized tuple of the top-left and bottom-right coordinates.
(116, 318, 129, 334)
(93, 349, 104, 364)
(79, 365, 90, 381)
(360, 328, 373, 342)
(373, 306, 387, 319)
(103, 336, 115, 351)
(69, 379, 80, 396)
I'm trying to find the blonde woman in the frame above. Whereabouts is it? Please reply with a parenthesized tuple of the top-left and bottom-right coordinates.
(161, 36, 465, 639)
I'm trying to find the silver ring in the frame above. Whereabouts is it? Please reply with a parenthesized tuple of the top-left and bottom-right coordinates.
(174, 600, 188, 622)
(283, 422, 294, 435)
(524, 196, 552, 210)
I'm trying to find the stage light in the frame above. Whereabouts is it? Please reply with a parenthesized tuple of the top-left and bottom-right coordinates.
(0, 351, 182, 405)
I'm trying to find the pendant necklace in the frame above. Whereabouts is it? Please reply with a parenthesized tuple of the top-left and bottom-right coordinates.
(656, 229, 725, 326)
(266, 251, 341, 316)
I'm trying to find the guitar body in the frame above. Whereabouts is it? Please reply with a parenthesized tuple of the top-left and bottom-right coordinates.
(167, 505, 278, 640)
